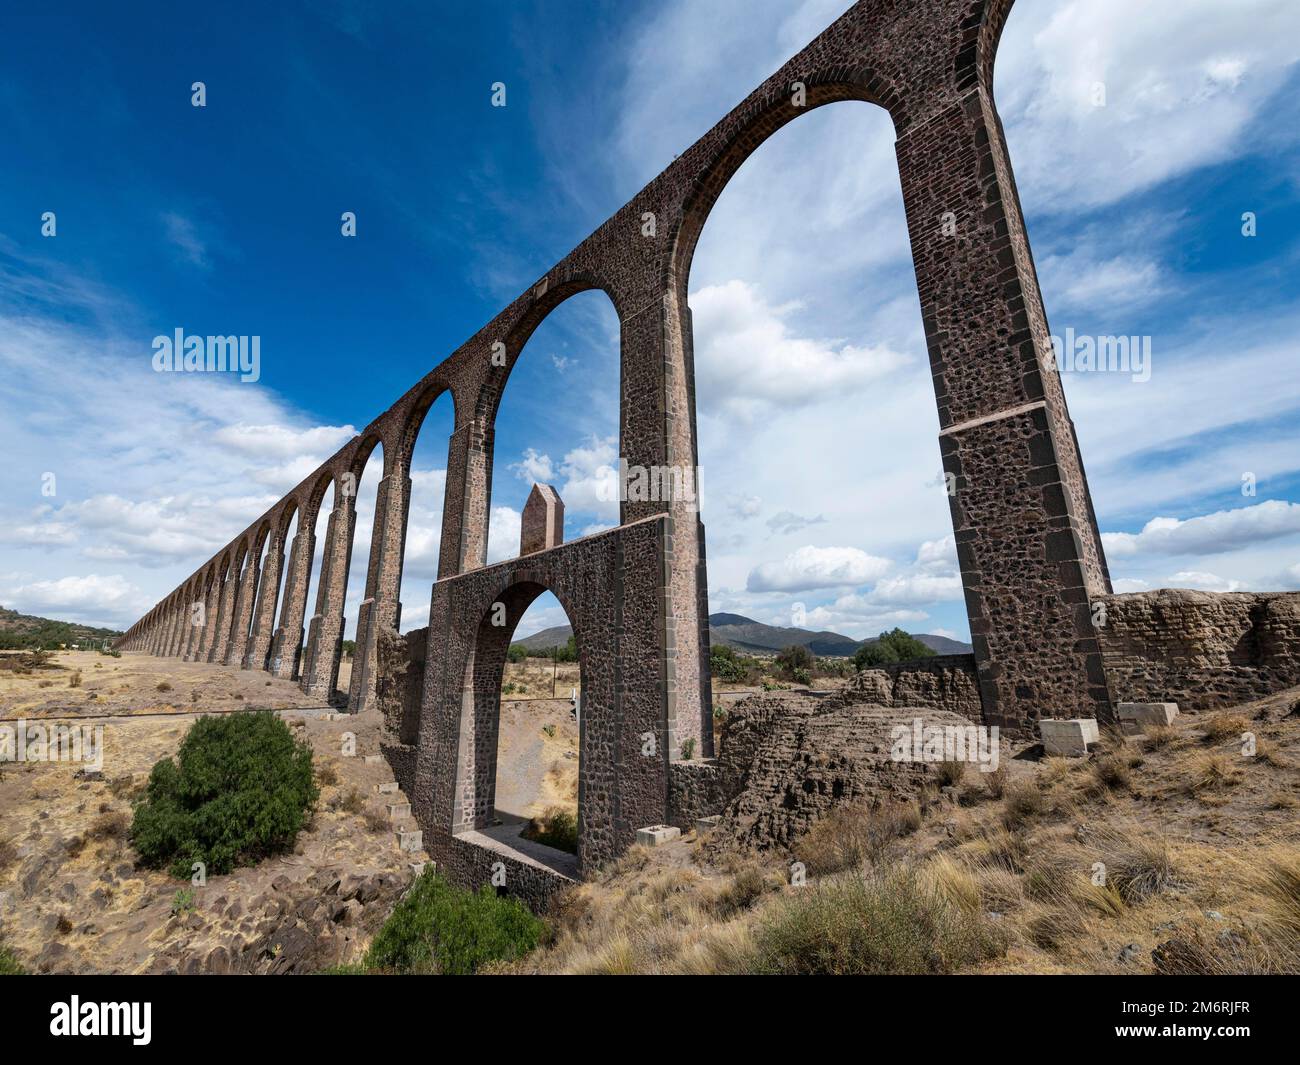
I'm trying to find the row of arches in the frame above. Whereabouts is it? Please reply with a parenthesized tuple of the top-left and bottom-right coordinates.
(120, 0, 1113, 749)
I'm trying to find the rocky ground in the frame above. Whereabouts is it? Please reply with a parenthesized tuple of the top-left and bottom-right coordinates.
(0, 653, 427, 974)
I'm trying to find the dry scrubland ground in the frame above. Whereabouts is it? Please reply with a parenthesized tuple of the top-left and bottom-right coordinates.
(507, 687, 1300, 975)
(0, 652, 427, 974)
(3, 652, 1298, 975)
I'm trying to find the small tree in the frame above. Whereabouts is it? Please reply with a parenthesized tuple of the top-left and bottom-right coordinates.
(506, 643, 528, 663)
(853, 628, 936, 671)
(776, 644, 814, 684)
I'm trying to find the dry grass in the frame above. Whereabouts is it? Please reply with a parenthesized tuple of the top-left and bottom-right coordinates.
(1200, 711, 1249, 744)
(794, 801, 921, 876)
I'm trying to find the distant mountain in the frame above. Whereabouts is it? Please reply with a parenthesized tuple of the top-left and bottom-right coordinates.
(513, 613, 971, 658)
(0, 606, 121, 650)
(516, 625, 575, 653)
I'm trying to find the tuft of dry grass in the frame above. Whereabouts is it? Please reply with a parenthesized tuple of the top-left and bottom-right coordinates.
(69, 670, 83, 689)
(1186, 752, 1245, 795)
(1201, 711, 1249, 744)
(794, 801, 921, 876)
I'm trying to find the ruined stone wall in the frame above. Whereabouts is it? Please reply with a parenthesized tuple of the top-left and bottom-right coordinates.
(711, 693, 984, 851)
(854, 654, 984, 723)
(1098, 589, 1300, 711)
(667, 760, 728, 830)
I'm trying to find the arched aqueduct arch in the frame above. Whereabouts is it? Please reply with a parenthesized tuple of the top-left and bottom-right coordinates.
(120, 0, 1117, 885)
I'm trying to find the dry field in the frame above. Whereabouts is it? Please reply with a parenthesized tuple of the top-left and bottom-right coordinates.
(506, 686, 1300, 975)
(0, 652, 425, 974)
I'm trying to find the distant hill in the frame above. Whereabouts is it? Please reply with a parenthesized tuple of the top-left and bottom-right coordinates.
(0, 606, 122, 650)
(516, 625, 575, 653)
(514, 613, 970, 658)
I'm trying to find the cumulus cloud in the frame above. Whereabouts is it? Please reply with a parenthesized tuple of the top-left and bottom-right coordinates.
(512, 436, 620, 524)
(211, 423, 356, 461)
(747, 545, 891, 592)
(1102, 500, 1300, 557)
(0, 573, 150, 629)
(994, 0, 1300, 211)
(690, 281, 912, 421)
(1167, 570, 1244, 593)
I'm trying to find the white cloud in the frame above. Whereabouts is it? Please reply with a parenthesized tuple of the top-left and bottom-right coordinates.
(1103, 500, 1300, 557)
(994, 0, 1300, 211)
(487, 506, 522, 564)
(1167, 570, 1244, 593)
(690, 280, 912, 421)
(747, 545, 891, 593)
(510, 448, 555, 483)
(766, 511, 826, 535)
(0, 573, 150, 629)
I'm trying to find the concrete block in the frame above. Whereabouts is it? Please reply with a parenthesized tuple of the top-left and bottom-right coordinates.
(363, 753, 382, 765)
(635, 824, 681, 847)
(409, 861, 428, 877)
(386, 801, 411, 821)
(396, 829, 423, 853)
(1039, 718, 1100, 757)
(1117, 702, 1179, 731)
(695, 815, 721, 835)
(375, 781, 398, 795)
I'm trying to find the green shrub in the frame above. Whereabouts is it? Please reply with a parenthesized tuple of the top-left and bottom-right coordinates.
(0, 943, 24, 975)
(775, 644, 814, 682)
(754, 868, 1005, 975)
(364, 871, 544, 974)
(853, 628, 936, 670)
(506, 643, 528, 664)
(709, 643, 751, 683)
(520, 807, 578, 854)
(130, 712, 317, 877)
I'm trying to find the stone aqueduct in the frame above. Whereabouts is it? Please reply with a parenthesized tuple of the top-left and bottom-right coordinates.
(118, 0, 1120, 880)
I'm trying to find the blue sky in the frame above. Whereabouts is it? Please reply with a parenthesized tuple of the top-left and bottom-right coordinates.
(1, 0, 1299, 644)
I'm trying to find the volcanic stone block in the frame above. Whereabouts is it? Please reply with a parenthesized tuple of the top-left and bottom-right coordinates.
(1039, 718, 1100, 757)
(520, 483, 564, 556)
(635, 825, 681, 847)
(1117, 701, 1179, 734)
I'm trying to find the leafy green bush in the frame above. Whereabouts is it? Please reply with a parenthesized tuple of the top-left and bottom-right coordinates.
(506, 643, 528, 663)
(521, 807, 578, 854)
(853, 628, 936, 670)
(364, 870, 544, 974)
(709, 643, 751, 683)
(130, 711, 318, 877)
(775, 644, 814, 682)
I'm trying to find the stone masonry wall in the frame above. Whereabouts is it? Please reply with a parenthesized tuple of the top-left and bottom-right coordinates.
(1097, 589, 1300, 711)
(854, 654, 984, 723)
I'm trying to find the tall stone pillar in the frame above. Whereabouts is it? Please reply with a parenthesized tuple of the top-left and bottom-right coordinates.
(194, 574, 221, 661)
(895, 83, 1113, 731)
(180, 587, 202, 661)
(208, 564, 238, 663)
(349, 466, 412, 713)
(624, 289, 713, 760)
(301, 490, 356, 702)
(439, 418, 492, 577)
(246, 536, 284, 671)
(271, 523, 316, 679)
(225, 550, 260, 668)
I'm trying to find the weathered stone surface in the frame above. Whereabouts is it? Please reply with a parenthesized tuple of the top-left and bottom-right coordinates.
(1098, 590, 1300, 710)
(1039, 718, 1100, 757)
(520, 483, 564, 556)
(711, 691, 1000, 851)
(635, 825, 682, 846)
